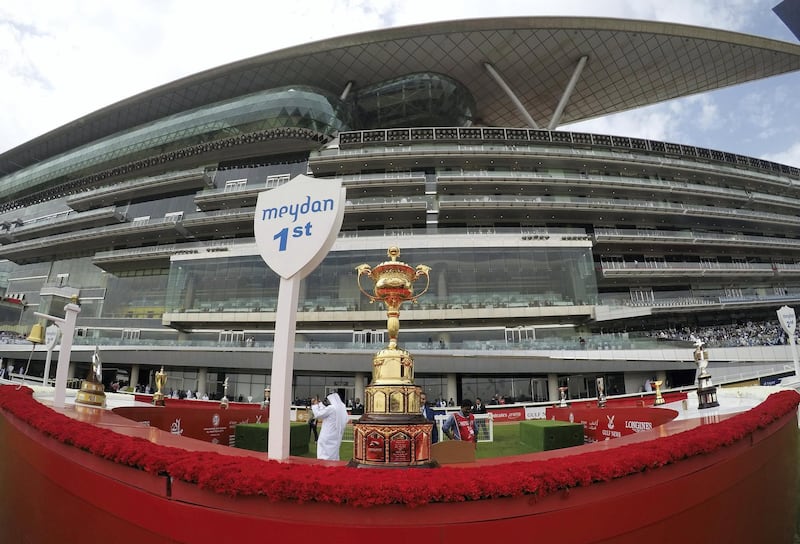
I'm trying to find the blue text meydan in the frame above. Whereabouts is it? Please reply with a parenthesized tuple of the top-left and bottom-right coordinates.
(259, 195, 335, 223)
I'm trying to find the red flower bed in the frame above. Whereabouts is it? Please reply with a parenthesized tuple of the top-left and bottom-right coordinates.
(0, 385, 797, 507)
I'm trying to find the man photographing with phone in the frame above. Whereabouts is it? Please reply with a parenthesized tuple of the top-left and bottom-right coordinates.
(310, 392, 348, 460)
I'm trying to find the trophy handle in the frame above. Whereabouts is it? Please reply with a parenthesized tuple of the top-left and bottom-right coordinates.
(355, 264, 377, 303)
(411, 265, 431, 302)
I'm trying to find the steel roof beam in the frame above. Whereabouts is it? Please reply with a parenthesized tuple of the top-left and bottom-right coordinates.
(548, 55, 589, 130)
(483, 62, 539, 129)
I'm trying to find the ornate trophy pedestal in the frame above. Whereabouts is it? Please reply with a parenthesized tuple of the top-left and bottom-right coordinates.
(351, 413, 436, 468)
(76, 379, 106, 407)
(350, 346, 436, 468)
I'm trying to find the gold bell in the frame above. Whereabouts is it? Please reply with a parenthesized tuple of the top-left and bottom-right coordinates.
(26, 323, 45, 344)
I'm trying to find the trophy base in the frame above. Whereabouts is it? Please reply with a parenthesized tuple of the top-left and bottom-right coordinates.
(76, 380, 106, 408)
(697, 385, 719, 409)
(152, 394, 166, 406)
(351, 420, 434, 468)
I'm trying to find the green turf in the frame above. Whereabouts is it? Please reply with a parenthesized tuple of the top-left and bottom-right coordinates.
(301, 423, 533, 460)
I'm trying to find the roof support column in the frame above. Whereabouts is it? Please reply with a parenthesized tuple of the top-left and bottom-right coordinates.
(340, 81, 354, 100)
(547, 55, 588, 130)
(483, 62, 539, 129)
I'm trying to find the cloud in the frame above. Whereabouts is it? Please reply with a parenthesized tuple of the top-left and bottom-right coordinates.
(763, 142, 800, 168)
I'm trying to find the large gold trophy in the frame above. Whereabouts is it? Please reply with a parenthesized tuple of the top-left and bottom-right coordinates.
(350, 246, 434, 467)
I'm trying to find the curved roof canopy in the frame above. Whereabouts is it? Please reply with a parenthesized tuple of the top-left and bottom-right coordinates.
(3, 16, 800, 176)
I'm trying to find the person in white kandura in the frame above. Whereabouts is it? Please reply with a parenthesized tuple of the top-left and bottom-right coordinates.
(310, 392, 348, 461)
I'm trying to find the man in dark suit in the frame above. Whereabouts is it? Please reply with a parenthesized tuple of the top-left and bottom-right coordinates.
(420, 392, 439, 443)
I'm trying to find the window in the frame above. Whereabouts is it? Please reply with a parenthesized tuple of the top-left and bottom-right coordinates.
(219, 330, 245, 344)
(224, 179, 247, 192)
(266, 174, 290, 188)
(505, 326, 535, 343)
(121, 329, 141, 341)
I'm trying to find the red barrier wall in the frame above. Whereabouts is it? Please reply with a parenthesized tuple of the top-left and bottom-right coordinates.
(0, 393, 796, 543)
(114, 404, 269, 446)
(546, 406, 679, 441)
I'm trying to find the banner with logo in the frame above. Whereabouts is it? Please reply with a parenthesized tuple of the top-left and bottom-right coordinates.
(545, 406, 678, 442)
(115, 404, 269, 447)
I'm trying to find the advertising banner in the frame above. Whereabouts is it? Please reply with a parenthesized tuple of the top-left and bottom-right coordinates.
(545, 406, 678, 442)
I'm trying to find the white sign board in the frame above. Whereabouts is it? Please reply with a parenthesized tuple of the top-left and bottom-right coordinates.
(253, 174, 345, 460)
(253, 175, 345, 279)
(777, 305, 796, 335)
(45, 324, 60, 350)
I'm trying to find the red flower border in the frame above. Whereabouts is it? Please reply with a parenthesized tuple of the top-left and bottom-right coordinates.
(0, 385, 797, 508)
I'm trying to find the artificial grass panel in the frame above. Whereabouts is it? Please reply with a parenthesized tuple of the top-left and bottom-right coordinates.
(520, 420, 584, 451)
(234, 422, 311, 455)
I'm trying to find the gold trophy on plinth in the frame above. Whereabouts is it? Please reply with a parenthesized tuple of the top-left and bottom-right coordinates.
(350, 246, 433, 468)
(76, 346, 106, 407)
(153, 366, 167, 406)
(651, 380, 666, 405)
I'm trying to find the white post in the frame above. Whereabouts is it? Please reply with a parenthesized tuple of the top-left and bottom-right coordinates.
(267, 276, 301, 460)
(42, 324, 60, 387)
(52, 301, 81, 409)
(253, 176, 345, 460)
(776, 306, 800, 379)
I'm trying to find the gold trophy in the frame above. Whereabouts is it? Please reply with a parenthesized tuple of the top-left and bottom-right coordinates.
(350, 246, 434, 467)
(76, 346, 106, 407)
(651, 380, 666, 406)
(153, 366, 167, 406)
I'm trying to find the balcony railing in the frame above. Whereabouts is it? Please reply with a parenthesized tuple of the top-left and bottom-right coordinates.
(335, 127, 800, 180)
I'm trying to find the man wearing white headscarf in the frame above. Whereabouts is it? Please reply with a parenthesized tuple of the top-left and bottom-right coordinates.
(311, 392, 349, 460)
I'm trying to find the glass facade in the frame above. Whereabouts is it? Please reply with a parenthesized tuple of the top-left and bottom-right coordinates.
(355, 73, 475, 129)
(165, 242, 598, 314)
(0, 86, 352, 203)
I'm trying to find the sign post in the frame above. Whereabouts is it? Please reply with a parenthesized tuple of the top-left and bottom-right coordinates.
(776, 305, 800, 379)
(254, 175, 345, 460)
(35, 296, 82, 408)
(41, 324, 60, 387)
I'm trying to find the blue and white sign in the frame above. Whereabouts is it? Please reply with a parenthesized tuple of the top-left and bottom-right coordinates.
(253, 174, 345, 279)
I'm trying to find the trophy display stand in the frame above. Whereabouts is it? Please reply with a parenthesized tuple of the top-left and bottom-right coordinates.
(152, 366, 167, 406)
(596, 377, 607, 408)
(350, 247, 435, 468)
(651, 380, 666, 406)
(558, 386, 569, 407)
(76, 346, 106, 407)
(693, 341, 719, 409)
(220, 377, 230, 409)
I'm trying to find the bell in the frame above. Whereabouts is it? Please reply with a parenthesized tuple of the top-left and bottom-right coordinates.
(26, 323, 44, 344)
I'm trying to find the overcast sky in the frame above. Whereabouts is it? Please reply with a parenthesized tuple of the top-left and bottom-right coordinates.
(1, 0, 799, 167)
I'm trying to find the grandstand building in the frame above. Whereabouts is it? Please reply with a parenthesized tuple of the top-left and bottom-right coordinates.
(1, 17, 800, 405)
